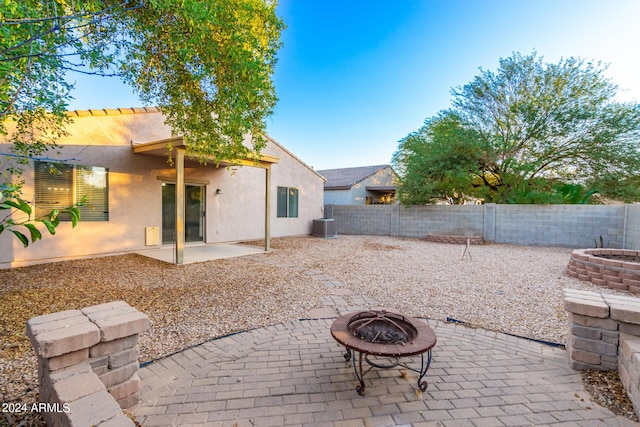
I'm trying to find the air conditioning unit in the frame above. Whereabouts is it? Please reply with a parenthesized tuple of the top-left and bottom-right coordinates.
(313, 218, 336, 238)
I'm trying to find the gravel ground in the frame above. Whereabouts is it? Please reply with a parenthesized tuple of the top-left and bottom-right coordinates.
(0, 235, 636, 425)
(260, 236, 595, 345)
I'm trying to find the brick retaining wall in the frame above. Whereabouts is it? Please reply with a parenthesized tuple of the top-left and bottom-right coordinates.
(425, 234, 484, 245)
(26, 301, 149, 427)
(563, 289, 640, 418)
(566, 249, 640, 294)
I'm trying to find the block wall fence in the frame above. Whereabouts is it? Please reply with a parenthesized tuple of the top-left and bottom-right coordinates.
(327, 203, 640, 250)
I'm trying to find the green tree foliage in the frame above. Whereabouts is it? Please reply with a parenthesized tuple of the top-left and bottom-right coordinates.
(121, 0, 283, 162)
(0, 191, 81, 247)
(392, 111, 490, 204)
(2, 0, 283, 164)
(393, 52, 640, 204)
(1, 0, 283, 243)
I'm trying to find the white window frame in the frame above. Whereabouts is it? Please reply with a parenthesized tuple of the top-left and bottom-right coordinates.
(277, 186, 299, 218)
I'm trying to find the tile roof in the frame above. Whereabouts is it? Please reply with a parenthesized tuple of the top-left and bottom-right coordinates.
(66, 107, 160, 117)
(63, 107, 324, 179)
(317, 164, 391, 189)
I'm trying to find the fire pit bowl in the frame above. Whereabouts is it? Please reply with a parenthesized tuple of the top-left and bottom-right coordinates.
(348, 310, 418, 344)
(331, 310, 436, 395)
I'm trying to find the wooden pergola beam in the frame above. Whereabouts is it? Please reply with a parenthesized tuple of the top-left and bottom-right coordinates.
(175, 147, 185, 264)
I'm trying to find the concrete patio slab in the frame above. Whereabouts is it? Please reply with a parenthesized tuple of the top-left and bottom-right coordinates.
(136, 244, 265, 264)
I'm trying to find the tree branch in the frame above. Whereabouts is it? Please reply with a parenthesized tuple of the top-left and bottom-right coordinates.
(0, 1, 142, 59)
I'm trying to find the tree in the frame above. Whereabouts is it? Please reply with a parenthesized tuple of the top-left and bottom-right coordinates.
(393, 52, 640, 204)
(1, 0, 283, 244)
(0, 191, 82, 247)
(392, 111, 491, 204)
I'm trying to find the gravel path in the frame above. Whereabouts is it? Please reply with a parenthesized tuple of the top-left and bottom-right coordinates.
(0, 235, 633, 425)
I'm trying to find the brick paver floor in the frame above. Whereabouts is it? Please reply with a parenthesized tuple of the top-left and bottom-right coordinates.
(129, 261, 638, 426)
(130, 318, 638, 426)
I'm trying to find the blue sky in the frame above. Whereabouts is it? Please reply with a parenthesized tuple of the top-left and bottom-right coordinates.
(67, 0, 640, 171)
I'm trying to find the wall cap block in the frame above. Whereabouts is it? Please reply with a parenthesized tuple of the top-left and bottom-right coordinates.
(29, 321, 101, 359)
(81, 300, 130, 315)
(563, 290, 609, 318)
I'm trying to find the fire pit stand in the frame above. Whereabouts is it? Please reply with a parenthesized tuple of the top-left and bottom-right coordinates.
(330, 310, 437, 396)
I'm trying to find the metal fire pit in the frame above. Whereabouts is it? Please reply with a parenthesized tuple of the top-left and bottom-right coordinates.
(331, 310, 436, 395)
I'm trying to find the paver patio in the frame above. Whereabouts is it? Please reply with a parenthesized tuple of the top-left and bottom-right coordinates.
(128, 261, 638, 426)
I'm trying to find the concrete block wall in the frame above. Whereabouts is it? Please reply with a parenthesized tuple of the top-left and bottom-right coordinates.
(330, 205, 395, 236)
(483, 203, 497, 242)
(330, 204, 484, 239)
(398, 205, 484, 239)
(26, 301, 149, 427)
(328, 203, 632, 249)
(627, 204, 640, 251)
(496, 205, 625, 248)
(563, 289, 640, 419)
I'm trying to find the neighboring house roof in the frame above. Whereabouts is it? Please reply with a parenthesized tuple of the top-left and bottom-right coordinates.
(318, 165, 395, 190)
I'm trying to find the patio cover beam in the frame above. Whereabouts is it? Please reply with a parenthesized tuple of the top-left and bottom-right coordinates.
(265, 166, 271, 252)
(175, 147, 185, 264)
(131, 137, 279, 169)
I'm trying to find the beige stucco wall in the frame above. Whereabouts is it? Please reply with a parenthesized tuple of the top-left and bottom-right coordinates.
(0, 109, 324, 268)
(206, 140, 325, 242)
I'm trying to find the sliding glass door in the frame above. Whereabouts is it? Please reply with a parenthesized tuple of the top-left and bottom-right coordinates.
(162, 183, 205, 244)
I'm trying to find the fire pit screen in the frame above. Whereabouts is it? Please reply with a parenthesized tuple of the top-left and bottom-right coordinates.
(331, 310, 436, 395)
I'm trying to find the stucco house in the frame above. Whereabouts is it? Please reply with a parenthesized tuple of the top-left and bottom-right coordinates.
(0, 107, 325, 268)
(318, 165, 398, 205)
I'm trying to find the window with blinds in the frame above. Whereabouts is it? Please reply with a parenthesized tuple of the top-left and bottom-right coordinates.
(34, 162, 73, 218)
(34, 161, 109, 221)
(277, 186, 299, 218)
(76, 166, 109, 221)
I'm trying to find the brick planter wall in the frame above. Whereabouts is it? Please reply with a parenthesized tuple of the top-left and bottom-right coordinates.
(26, 301, 149, 427)
(563, 289, 640, 419)
(565, 249, 640, 294)
(425, 234, 484, 245)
